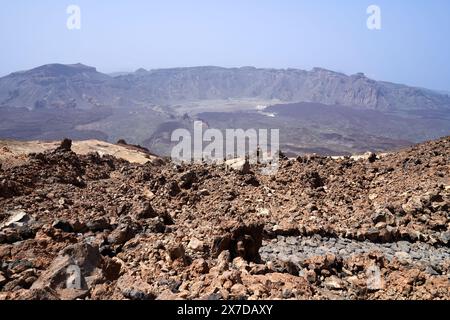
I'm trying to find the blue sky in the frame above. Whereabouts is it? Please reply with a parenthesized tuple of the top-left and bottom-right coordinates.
(0, 0, 449, 91)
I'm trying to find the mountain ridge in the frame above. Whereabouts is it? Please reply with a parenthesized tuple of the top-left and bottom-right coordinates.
(1, 63, 450, 112)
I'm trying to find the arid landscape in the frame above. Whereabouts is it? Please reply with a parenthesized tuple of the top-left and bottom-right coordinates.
(0, 64, 449, 301)
(0, 136, 448, 300)
(1, 1, 450, 305)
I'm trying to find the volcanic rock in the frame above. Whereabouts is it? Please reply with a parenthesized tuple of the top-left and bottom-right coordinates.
(30, 243, 104, 299)
(0, 136, 449, 300)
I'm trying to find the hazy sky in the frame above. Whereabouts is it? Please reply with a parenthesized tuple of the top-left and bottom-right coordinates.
(1, 0, 449, 91)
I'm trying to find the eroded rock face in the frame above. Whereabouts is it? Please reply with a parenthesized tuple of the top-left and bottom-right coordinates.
(0, 137, 449, 300)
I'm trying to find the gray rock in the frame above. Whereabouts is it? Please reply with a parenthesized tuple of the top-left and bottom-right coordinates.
(122, 288, 154, 300)
(425, 266, 439, 276)
(30, 242, 104, 299)
(86, 217, 111, 232)
(395, 251, 412, 265)
(397, 241, 411, 253)
(439, 231, 450, 245)
(0, 210, 31, 229)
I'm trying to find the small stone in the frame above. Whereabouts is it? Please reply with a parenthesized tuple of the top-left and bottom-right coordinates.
(368, 193, 378, 201)
(232, 257, 248, 271)
(230, 283, 247, 298)
(439, 231, 450, 245)
(123, 288, 154, 300)
(205, 292, 223, 300)
(379, 228, 394, 242)
(52, 219, 73, 233)
(304, 269, 316, 283)
(198, 189, 210, 196)
(402, 196, 423, 215)
(407, 230, 421, 242)
(372, 211, 387, 224)
(363, 228, 379, 242)
(257, 208, 270, 216)
(241, 158, 251, 174)
(214, 251, 230, 272)
(282, 288, 293, 299)
(86, 217, 111, 232)
(395, 251, 412, 265)
(364, 152, 377, 163)
(188, 238, 204, 252)
(70, 220, 87, 233)
(108, 224, 137, 245)
(190, 258, 209, 274)
(179, 170, 197, 189)
(324, 275, 344, 290)
(168, 244, 185, 261)
(143, 188, 155, 200)
(306, 203, 318, 212)
(133, 202, 157, 220)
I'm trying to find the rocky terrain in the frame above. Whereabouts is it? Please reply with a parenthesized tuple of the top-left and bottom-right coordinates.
(0, 136, 449, 300)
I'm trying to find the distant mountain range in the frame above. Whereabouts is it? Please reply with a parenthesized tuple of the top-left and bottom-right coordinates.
(1, 63, 450, 112)
(0, 63, 449, 156)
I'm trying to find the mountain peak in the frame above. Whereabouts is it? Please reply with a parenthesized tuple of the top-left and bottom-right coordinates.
(15, 63, 98, 77)
(311, 67, 345, 77)
(135, 68, 148, 74)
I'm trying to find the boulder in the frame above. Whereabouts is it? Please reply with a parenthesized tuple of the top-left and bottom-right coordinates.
(86, 217, 111, 232)
(190, 258, 209, 275)
(52, 219, 73, 233)
(230, 283, 248, 298)
(301, 171, 324, 189)
(402, 196, 424, 215)
(56, 138, 72, 152)
(167, 244, 185, 261)
(30, 243, 104, 299)
(179, 170, 197, 189)
(0, 210, 31, 229)
(107, 223, 138, 245)
(133, 202, 157, 220)
(212, 223, 264, 262)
